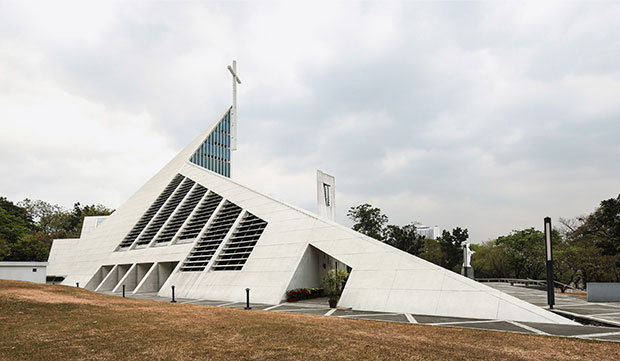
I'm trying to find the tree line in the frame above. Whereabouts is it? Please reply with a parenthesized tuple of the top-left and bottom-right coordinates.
(348, 194, 620, 288)
(347, 204, 469, 273)
(0, 197, 113, 262)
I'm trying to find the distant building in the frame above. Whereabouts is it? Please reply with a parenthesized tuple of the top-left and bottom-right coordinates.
(0, 262, 47, 283)
(415, 225, 442, 239)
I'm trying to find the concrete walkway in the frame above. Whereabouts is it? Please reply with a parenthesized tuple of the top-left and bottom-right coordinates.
(105, 289, 620, 343)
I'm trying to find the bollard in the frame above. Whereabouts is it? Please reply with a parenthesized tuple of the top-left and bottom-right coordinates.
(244, 288, 251, 310)
(122, 284, 126, 298)
(171, 285, 177, 303)
(76, 282, 79, 288)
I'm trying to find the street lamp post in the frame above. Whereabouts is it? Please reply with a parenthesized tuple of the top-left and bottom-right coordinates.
(544, 217, 555, 309)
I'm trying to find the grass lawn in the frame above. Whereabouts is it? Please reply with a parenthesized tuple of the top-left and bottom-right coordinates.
(0, 280, 618, 360)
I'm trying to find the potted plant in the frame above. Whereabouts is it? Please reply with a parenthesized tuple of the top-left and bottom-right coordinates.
(322, 269, 349, 308)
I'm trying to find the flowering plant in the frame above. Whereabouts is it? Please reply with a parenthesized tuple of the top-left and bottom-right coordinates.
(286, 288, 324, 302)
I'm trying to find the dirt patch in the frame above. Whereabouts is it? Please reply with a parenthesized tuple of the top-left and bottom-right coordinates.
(0, 288, 99, 305)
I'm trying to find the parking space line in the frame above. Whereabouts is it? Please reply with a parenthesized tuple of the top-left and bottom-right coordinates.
(506, 320, 549, 335)
(337, 313, 400, 318)
(180, 299, 212, 304)
(588, 312, 620, 317)
(324, 309, 337, 316)
(264, 304, 282, 311)
(405, 313, 417, 323)
(429, 319, 499, 326)
(274, 308, 330, 313)
(216, 302, 239, 307)
(578, 331, 620, 339)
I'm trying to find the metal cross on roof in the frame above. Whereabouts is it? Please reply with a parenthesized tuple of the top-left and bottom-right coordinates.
(228, 60, 241, 151)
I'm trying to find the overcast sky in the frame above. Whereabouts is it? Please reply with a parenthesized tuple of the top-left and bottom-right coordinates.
(1, 1, 619, 242)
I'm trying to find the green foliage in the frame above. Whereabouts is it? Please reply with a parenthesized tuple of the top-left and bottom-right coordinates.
(0, 196, 114, 262)
(572, 195, 620, 263)
(494, 228, 552, 279)
(553, 197, 620, 285)
(321, 269, 349, 297)
(347, 204, 388, 241)
(70, 203, 114, 235)
(470, 241, 510, 278)
(419, 238, 442, 265)
(384, 223, 425, 256)
(7, 232, 53, 262)
(437, 227, 469, 272)
(347, 203, 469, 272)
(348, 194, 620, 284)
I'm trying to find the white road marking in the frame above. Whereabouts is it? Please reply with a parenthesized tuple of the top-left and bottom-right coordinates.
(506, 320, 549, 335)
(429, 319, 501, 326)
(216, 302, 239, 307)
(264, 304, 283, 311)
(578, 331, 620, 339)
(324, 309, 337, 316)
(274, 308, 330, 313)
(405, 313, 417, 323)
(337, 313, 400, 318)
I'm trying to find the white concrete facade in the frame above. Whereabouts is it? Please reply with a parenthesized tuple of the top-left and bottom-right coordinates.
(0, 262, 47, 283)
(47, 109, 574, 325)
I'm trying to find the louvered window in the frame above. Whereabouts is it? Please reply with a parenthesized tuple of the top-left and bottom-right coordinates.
(133, 178, 195, 247)
(180, 201, 242, 271)
(176, 192, 223, 243)
(153, 184, 208, 245)
(212, 212, 267, 271)
(117, 174, 184, 249)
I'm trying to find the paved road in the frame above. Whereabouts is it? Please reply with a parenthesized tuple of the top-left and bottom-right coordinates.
(107, 287, 620, 343)
(486, 282, 620, 327)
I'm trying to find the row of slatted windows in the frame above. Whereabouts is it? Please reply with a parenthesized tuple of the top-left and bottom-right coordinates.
(117, 174, 184, 249)
(133, 178, 195, 247)
(153, 184, 208, 245)
(180, 201, 242, 272)
(177, 192, 223, 243)
(212, 213, 268, 271)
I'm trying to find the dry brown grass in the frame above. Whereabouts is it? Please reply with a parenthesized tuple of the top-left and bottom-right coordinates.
(1, 280, 618, 361)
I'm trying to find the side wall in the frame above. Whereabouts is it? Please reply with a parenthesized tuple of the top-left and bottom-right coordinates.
(0, 264, 47, 283)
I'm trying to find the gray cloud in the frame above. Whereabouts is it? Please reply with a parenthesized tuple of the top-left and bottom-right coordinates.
(1, 1, 619, 242)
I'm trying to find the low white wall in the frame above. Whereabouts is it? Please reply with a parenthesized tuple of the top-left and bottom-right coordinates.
(0, 262, 47, 283)
(587, 282, 620, 302)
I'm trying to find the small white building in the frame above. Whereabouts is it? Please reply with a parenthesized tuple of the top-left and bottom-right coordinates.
(0, 262, 47, 283)
(416, 225, 442, 239)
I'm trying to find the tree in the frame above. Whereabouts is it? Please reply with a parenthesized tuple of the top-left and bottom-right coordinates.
(557, 214, 620, 286)
(0, 200, 33, 244)
(419, 238, 442, 265)
(0, 197, 36, 261)
(470, 241, 510, 278)
(69, 202, 114, 235)
(347, 204, 388, 241)
(574, 195, 620, 265)
(384, 223, 425, 256)
(437, 227, 469, 272)
(18, 199, 114, 238)
(494, 228, 560, 280)
(5, 232, 53, 262)
(18, 199, 73, 234)
(1, 197, 114, 262)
